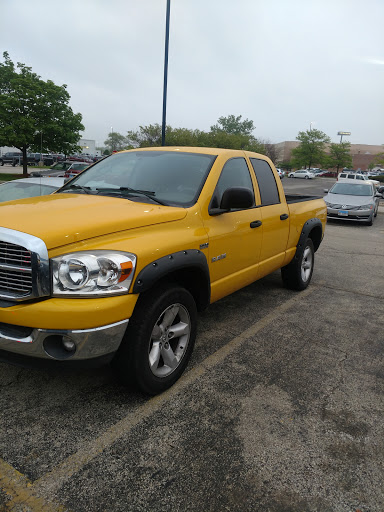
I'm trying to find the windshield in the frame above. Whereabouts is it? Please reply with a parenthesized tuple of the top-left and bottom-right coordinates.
(59, 150, 216, 206)
(329, 183, 373, 196)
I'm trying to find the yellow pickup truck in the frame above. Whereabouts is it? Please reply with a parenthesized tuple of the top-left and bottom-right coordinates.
(0, 147, 326, 394)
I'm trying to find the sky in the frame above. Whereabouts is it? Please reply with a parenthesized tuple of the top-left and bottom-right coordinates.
(2, 0, 384, 148)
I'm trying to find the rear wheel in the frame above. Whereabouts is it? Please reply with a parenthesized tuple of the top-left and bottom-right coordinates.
(113, 284, 197, 395)
(281, 238, 315, 291)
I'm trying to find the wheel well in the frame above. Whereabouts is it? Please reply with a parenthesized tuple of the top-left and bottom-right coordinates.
(140, 267, 210, 312)
(308, 225, 322, 252)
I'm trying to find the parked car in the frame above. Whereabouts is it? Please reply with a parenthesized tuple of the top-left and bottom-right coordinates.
(337, 172, 380, 188)
(276, 168, 285, 178)
(68, 155, 93, 164)
(64, 162, 90, 178)
(0, 152, 22, 166)
(0, 178, 65, 202)
(0, 147, 327, 394)
(323, 181, 381, 225)
(377, 185, 384, 198)
(288, 170, 315, 179)
(30, 161, 74, 177)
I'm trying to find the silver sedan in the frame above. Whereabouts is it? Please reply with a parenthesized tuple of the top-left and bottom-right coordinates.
(324, 181, 380, 226)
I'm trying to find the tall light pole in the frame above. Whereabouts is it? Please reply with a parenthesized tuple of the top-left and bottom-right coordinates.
(161, 0, 171, 146)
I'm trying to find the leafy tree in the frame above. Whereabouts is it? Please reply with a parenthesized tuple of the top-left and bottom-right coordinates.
(278, 161, 294, 172)
(373, 152, 384, 167)
(124, 115, 266, 154)
(210, 114, 255, 135)
(327, 142, 352, 174)
(291, 129, 331, 169)
(126, 124, 163, 147)
(0, 52, 84, 176)
(104, 131, 127, 152)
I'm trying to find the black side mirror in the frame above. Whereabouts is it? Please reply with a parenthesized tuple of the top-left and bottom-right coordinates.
(209, 187, 254, 216)
(220, 187, 254, 210)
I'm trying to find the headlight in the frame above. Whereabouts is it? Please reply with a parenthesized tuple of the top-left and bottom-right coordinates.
(357, 204, 373, 210)
(324, 201, 330, 206)
(52, 251, 136, 296)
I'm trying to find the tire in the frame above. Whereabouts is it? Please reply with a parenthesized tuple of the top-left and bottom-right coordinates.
(281, 238, 315, 291)
(289, 174, 294, 178)
(112, 284, 197, 395)
(0, 161, 3, 166)
(366, 215, 373, 226)
(374, 204, 378, 218)
(305, 175, 309, 179)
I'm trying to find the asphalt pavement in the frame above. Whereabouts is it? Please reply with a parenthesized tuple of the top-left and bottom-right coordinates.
(0, 176, 383, 512)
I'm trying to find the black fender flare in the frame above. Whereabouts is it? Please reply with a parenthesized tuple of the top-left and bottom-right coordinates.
(292, 218, 323, 262)
(132, 249, 210, 309)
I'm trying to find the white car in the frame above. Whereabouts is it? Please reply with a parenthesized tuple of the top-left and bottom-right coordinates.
(288, 170, 315, 179)
(338, 172, 380, 188)
(276, 168, 285, 178)
(0, 177, 65, 202)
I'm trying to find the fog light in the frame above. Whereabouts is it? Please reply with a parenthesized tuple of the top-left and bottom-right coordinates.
(63, 337, 76, 352)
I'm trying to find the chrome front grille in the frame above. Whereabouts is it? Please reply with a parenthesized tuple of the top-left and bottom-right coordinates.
(0, 241, 32, 267)
(0, 228, 50, 301)
(328, 203, 359, 210)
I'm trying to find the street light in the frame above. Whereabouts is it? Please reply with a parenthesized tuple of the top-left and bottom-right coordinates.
(309, 121, 316, 131)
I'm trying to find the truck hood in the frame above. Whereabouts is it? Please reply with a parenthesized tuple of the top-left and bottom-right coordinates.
(0, 193, 187, 249)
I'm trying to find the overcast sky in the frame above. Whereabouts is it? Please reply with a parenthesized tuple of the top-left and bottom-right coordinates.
(2, 0, 384, 147)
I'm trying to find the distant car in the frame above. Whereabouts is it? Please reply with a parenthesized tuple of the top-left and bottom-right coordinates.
(324, 181, 380, 226)
(337, 172, 380, 188)
(68, 155, 93, 164)
(288, 170, 315, 179)
(276, 168, 285, 178)
(0, 152, 22, 166)
(377, 185, 384, 198)
(64, 162, 90, 178)
(30, 161, 74, 177)
(0, 178, 65, 202)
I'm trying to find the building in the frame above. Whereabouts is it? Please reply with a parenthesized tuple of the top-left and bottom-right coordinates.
(78, 138, 97, 156)
(274, 141, 383, 171)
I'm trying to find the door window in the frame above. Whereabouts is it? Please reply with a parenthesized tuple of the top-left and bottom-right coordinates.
(250, 158, 280, 205)
(211, 158, 255, 209)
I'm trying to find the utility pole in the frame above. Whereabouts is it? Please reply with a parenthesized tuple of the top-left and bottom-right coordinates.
(161, 0, 171, 146)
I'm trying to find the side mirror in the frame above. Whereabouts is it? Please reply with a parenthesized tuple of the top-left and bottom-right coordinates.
(220, 187, 254, 210)
(375, 193, 383, 198)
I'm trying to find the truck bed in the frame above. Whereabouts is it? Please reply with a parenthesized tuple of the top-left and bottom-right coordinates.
(285, 194, 322, 203)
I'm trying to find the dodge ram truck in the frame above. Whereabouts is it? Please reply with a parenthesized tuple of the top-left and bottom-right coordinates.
(0, 147, 326, 394)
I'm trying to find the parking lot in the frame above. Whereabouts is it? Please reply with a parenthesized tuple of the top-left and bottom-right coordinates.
(0, 177, 383, 512)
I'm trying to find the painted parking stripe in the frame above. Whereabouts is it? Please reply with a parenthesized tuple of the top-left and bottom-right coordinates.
(32, 286, 316, 498)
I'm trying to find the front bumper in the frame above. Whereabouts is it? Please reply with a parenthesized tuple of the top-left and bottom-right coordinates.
(327, 207, 373, 222)
(0, 319, 128, 361)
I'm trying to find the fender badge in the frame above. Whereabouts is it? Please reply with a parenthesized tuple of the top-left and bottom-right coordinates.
(212, 253, 226, 262)
(200, 242, 209, 249)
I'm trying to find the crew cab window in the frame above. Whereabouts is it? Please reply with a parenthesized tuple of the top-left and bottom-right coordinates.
(211, 158, 255, 209)
(250, 158, 280, 205)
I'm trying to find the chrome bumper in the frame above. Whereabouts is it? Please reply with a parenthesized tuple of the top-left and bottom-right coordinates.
(0, 319, 129, 361)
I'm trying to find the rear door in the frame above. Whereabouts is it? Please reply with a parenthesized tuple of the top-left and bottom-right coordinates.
(249, 158, 290, 279)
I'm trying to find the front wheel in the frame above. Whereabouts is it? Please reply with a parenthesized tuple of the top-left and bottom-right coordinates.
(113, 284, 197, 395)
(281, 238, 315, 291)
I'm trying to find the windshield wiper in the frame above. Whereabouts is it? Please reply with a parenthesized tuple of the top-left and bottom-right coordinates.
(94, 187, 168, 205)
(63, 184, 94, 194)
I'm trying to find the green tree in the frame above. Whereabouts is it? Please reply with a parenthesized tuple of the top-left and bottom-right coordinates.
(0, 52, 84, 176)
(291, 129, 331, 170)
(210, 114, 255, 135)
(104, 131, 127, 152)
(327, 142, 352, 174)
(126, 124, 163, 147)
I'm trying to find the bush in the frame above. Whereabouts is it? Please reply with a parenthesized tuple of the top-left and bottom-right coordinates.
(369, 175, 384, 183)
